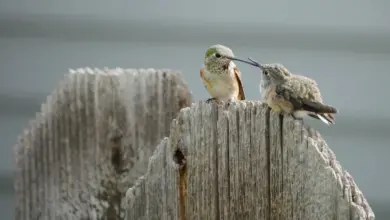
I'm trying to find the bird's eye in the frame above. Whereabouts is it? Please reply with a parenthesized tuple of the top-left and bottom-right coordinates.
(215, 53, 221, 58)
(263, 70, 268, 75)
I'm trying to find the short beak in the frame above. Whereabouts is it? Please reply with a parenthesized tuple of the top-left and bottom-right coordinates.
(227, 56, 262, 69)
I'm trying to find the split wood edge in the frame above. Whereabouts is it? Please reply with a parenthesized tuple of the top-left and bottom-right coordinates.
(126, 101, 375, 220)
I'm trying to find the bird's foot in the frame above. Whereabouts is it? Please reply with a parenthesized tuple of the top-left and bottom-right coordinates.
(206, 98, 217, 104)
(226, 98, 240, 107)
(206, 98, 225, 106)
(290, 113, 304, 124)
(291, 114, 298, 120)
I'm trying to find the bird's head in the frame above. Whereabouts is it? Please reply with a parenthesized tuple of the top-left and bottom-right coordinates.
(245, 58, 292, 84)
(204, 44, 254, 71)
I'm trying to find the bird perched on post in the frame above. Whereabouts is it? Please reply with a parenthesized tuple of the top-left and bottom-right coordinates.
(245, 57, 338, 125)
(200, 44, 254, 103)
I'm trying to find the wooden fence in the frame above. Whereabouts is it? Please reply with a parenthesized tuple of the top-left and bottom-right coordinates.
(14, 68, 374, 220)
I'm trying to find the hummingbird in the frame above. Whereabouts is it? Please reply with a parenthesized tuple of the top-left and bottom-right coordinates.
(245, 57, 338, 125)
(200, 44, 255, 103)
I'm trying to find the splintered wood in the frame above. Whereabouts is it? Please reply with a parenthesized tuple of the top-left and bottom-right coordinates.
(128, 101, 374, 220)
(13, 67, 374, 220)
(13, 68, 192, 220)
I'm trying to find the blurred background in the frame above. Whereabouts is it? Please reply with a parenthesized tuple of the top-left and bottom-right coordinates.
(1, 0, 389, 219)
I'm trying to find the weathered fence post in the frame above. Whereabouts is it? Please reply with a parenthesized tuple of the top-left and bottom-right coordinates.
(14, 68, 192, 219)
(14, 67, 374, 220)
(127, 101, 375, 220)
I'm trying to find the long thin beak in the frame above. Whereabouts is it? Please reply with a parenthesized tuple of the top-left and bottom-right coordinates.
(226, 56, 260, 67)
(247, 57, 262, 69)
(226, 56, 262, 68)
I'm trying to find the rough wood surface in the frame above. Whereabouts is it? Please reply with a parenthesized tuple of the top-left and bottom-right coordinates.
(125, 137, 180, 220)
(127, 101, 375, 220)
(13, 68, 192, 220)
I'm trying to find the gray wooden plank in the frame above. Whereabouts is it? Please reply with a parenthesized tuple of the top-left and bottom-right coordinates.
(14, 68, 191, 219)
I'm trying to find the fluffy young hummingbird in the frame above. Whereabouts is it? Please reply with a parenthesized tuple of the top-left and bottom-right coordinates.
(246, 58, 338, 125)
(200, 44, 254, 103)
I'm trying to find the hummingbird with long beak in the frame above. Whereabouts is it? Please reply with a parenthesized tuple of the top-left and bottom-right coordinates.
(200, 44, 255, 103)
(244, 57, 338, 125)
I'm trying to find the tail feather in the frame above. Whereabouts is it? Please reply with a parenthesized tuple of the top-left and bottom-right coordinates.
(308, 113, 336, 125)
(302, 100, 338, 114)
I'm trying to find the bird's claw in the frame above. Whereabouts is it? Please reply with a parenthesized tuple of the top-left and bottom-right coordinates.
(206, 98, 216, 104)
(226, 99, 239, 107)
(289, 113, 304, 123)
(290, 113, 298, 119)
(206, 98, 224, 106)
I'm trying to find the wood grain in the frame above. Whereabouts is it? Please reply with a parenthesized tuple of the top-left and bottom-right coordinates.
(14, 68, 374, 219)
(14, 68, 192, 220)
(128, 101, 374, 220)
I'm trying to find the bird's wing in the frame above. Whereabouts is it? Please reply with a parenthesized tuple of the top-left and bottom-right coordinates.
(233, 67, 245, 100)
(200, 67, 212, 92)
(275, 83, 337, 114)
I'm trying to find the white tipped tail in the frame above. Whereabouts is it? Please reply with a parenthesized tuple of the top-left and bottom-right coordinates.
(317, 114, 331, 125)
(312, 113, 335, 125)
(300, 111, 336, 125)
